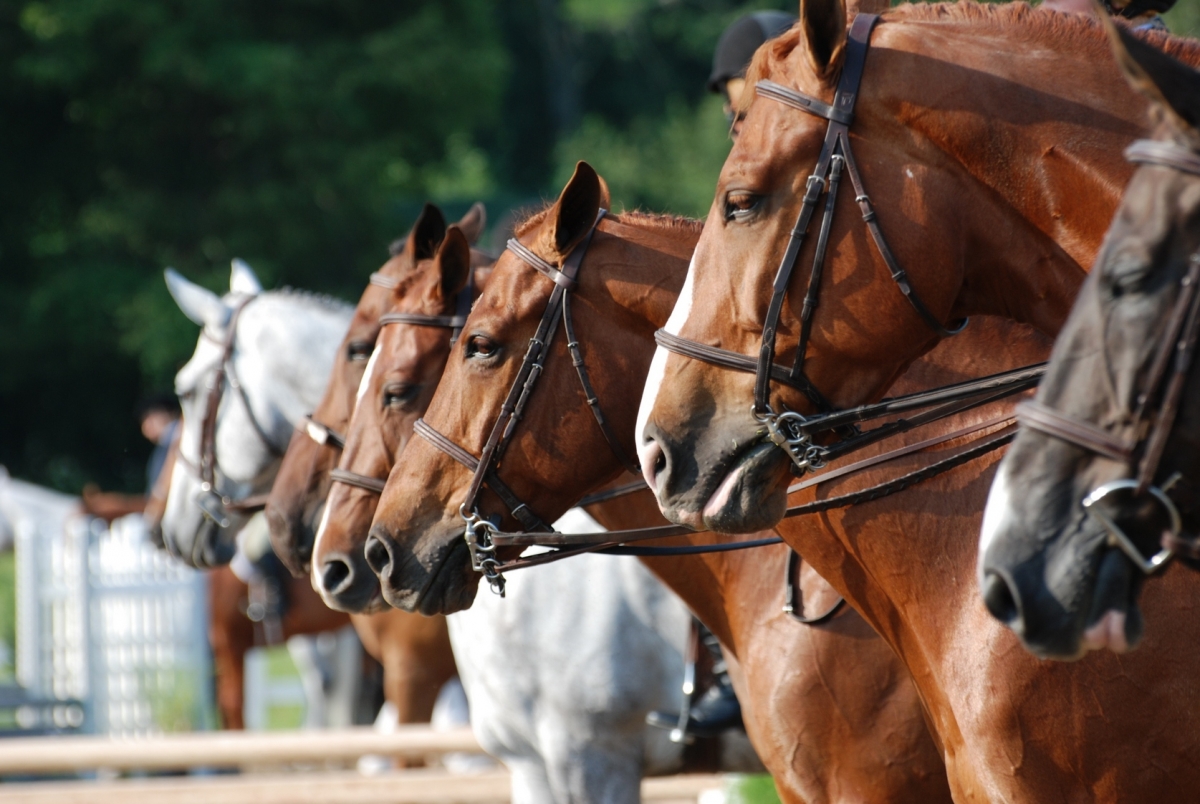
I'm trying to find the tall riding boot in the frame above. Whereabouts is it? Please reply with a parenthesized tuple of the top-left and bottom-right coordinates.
(647, 620, 743, 740)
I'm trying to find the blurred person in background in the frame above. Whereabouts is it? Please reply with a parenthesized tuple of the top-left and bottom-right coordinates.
(81, 394, 181, 523)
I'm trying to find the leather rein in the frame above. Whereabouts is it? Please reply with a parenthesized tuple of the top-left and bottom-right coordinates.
(174, 296, 285, 529)
(1015, 139, 1200, 574)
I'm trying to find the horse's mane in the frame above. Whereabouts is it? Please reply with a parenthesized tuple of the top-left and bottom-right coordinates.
(265, 287, 353, 314)
(743, 1, 1200, 110)
(512, 205, 701, 239)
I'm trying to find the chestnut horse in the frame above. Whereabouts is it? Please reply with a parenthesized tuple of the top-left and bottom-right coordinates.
(981, 25, 1200, 658)
(636, 2, 1200, 800)
(360, 164, 951, 802)
(259, 204, 486, 725)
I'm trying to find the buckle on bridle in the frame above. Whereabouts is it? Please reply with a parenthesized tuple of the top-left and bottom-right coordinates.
(460, 505, 506, 597)
(1081, 476, 1182, 575)
(195, 484, 233, 529)
(754, 406, 827, 475)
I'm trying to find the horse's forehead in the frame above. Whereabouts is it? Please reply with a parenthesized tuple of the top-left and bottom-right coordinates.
(175, 334, 223, 392)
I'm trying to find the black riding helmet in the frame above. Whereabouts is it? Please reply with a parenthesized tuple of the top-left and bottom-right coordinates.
(707, 11, 798, 94)
(1107, 0, 1176, 17)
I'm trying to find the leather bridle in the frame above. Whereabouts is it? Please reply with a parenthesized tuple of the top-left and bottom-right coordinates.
(654, 13, 976, 474)
(174, 296, 285, 532)
(300, 271, 419, 454)
(324, 272, 476, 496)
(1016, 139, 1200, 574)
(411, 210, 639, 595)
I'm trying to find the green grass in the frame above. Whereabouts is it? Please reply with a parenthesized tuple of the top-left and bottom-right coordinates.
(725, 774, 782, 804)
(261, 645, 307, 731)
(0, 552, 14, 682)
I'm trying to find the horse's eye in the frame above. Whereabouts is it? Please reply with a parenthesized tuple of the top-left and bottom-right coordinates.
(177, 389, 195, 403)
(382, 383, 421, 410)
(465, 335, 500, 360)
(724, 192, 761, 222)
(347, 341, 375, 362)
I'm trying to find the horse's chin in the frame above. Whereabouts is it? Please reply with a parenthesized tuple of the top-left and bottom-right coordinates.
(683, 444, 788, 534)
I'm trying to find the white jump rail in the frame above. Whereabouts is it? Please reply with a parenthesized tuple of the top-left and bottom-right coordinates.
(0, 725, 482, 774)
(0, 769, 727, 804)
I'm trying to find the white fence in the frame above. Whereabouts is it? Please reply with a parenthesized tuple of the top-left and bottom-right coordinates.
(12, 498, 213, 736)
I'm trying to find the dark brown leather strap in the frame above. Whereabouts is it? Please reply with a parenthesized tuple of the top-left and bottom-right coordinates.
(413, 419, 550, 532)
(1136, 255, 1200, 491)
(329, 468, 387, 494)
(1016, 401, 1133, 463)
(654, 330, 833, 407)
(562, 291, 642, 475)
(784, 549, 846, 625)
(577, 479, 648, 507)
(379, 312, 467, 329)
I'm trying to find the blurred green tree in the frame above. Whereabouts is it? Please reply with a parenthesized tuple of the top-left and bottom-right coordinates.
(0, 0, 785, 492)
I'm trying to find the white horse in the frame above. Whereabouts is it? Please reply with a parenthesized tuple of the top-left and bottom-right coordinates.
(166, 262, 743, 800)
(446, 511, 693, 803)
(160, 260, 354, 567)
(162, 262, 368, 729)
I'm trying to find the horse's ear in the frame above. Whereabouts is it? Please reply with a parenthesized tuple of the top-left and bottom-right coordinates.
(800, 0, 847, 82)
(410, 203, 447, 261)
(456, 202, 487, 246)
(436, 226, 472, 301)
(1102, 8, 1200, 135)
(229, 258, 263, 296)
(546, 162, 607, 258)
(165, 268, 231, 329)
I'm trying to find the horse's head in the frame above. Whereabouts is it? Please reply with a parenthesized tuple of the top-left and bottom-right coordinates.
(980, 24, 1200, 660)
(161, 260, 272, 567)
(312, 225, 477, 612)
(265, 203, 485, 575)
(162, 261, 352, 569)
(366, 163, 687, 614)
(635, 0, 1150, 534)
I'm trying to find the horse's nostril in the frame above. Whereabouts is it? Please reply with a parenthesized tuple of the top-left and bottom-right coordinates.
(982, 571, 1020, 626)
(321, 558, 351, 594)
(365, 536, 392, 575)
(654, 450, 666, 476)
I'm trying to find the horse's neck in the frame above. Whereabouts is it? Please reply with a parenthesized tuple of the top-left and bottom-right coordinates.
(234, 296, 353, 439)
(869, 16, 1175, 334)
(598, 218, 699, 328)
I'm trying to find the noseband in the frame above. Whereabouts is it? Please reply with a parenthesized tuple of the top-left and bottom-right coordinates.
(326, 272, 476, 496)
(412, 210, 647, 595)
(175, 296, 284, 530)
(654, 13, 970, 474)
(1017, 139, 1200, 574)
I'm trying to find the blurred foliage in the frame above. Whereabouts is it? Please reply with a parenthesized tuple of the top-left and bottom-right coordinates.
(1165, 0, 1200, 36)
(0, 0, 786, 492)
(726, 774, 783, 804)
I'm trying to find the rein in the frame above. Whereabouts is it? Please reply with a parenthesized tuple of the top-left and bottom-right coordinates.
(174, 297, 284, 530)
(1015, 139, 1200, 574)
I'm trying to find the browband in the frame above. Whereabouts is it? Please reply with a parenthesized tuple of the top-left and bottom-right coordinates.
(1126, 140, 1200, 178)
(506, 238, 578, 290)
(369, 272, 399, 289)
(379, 312, 467, 329)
